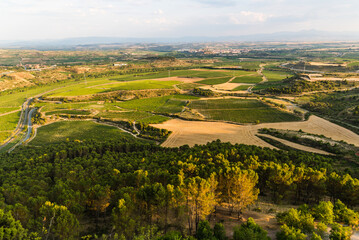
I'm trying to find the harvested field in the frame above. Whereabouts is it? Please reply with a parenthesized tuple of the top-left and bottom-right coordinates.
(309, 77, 359, 81)
(309, 62, 346, 67)
(152, 115, 359, 148)
(257, 133, 333, 155)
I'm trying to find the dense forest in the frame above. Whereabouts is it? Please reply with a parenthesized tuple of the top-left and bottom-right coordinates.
(0, 139, 358, 239)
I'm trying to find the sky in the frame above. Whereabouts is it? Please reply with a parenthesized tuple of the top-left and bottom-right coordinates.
(1, 0, 359, 41)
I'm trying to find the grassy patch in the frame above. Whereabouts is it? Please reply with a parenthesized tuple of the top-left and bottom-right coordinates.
(0, 132, 11, 143)
(263, 70, 292, 82)
(231, 75, 263, 83)
(115, 95, 191, 113)
(197, 77, 232, 85)
(49, 80, 180, 97)
(29, 121, 137, 146)
(0, 111, 20, 132)
(176, 83, 201, 90)
(232, 85, 252, 91)
(0, 107, 19, 114)
(45, 110, 92, 116)
(97, 111, 169, 124)
(189, 99, 300, 123)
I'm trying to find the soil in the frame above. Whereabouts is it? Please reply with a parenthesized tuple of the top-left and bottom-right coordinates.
(152, 115, 359, 149)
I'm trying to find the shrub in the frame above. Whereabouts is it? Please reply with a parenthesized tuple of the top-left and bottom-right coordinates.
(329, 223, 352, 240)
(233, 217, 270, 240)
(276, 224, 307, 240)
(276, 208, 315, 233)
(213, 223, 227, 240)
(196, 220, 213, 240)
(334, 200, 359, 227)
(312, 201, 334, 224)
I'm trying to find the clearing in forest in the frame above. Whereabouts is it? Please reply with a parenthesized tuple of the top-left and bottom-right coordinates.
(152, 115, 359, 149)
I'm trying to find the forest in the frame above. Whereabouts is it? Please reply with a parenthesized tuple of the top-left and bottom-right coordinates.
(0, 139, 358, 239)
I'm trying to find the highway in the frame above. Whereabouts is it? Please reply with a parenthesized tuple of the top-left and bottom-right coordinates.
(0, 97, 34, 152)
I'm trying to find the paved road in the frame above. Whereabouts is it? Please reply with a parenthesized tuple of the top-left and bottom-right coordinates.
(0, 97, 34, 152)
(8, 108, 36, 152)
(0, 86, 66, 152)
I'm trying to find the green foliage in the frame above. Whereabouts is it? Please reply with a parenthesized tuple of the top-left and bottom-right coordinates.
(213, 223, 227, 240)
(315, 222, 327, 238)
(39, 201, 79, 240)
(276, 208, 315, 233)
(29, 121, 139, 146)
(310, 232, 323, 240)
(334, 200, 359, 227)
(189, 99, 300, 123)
(312, 201, 334, 224)
(233, 218, 270, 240)
(231, 75, 263, 84)
(0, 139, 357, 238)
(276, 224, 307, 240)
(195, 220, 213, 240)
(197, 77, 232, 85)
(0, 208, 28, 240)
(157, 231, 183, 240)
(329, 223, 352, 240)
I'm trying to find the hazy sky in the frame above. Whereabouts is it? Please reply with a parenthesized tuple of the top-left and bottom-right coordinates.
(1, 0, 359, 41)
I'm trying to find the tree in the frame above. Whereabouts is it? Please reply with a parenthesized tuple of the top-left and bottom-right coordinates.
(276, 224, 307, 240)
(312, 201, 334, 224)
(195, 220, 213, 240)
(86, 184, 111, 217)
(0, 208, 28, 240)
(220, 167, 259, 219)
(311, 232, 323, 240)
(39, 201, 79, 240)
(233, 218, 270, 240)
(267, 163, 294, 203)
(112, 195, 138, 239)
(136, 183, 166, 229)
(329, 223, 352, 240)
(213, 223, 227, 240)
(276, 208, 315, 233)
(334, 200, 359, 227)
(179, 173, 218, 235)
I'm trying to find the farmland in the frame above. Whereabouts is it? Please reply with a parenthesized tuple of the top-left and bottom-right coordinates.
(188, 98, 301, 123)
(231, 75, 263, 83)
(1, 43, 359, 240)
(262, 70, 292, 81)
(29, 120, 137, 146)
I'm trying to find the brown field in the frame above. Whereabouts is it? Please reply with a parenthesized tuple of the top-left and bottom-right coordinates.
(152, 115, 359, 149)
(256, 133, 333, 155)
(310, 77, 359, 81)
(308, 62, 346, 67)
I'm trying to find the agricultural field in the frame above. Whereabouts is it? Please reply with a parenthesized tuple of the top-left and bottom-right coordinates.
(232, 85, 252, 91)
(0, 111, 20, 132)
(48, 79, 180, 97)
(188, 98, 300, 123)
(0, 107, 19, 114)
(231, 75, 263, 83)
(262, 70, 292, 81)
(97, 111, 169, 124)
(196, 76, 232, 85)
(29, 121, 138, 146)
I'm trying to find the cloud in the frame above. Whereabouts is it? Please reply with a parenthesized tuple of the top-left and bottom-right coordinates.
(230, 11, 271, 24)
(193, 0, 236, 7)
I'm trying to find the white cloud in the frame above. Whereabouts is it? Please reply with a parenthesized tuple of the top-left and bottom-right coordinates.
(230, 11, 272, 24)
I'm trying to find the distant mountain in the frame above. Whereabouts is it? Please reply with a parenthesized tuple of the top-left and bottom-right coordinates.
(2, 30, 359, 50)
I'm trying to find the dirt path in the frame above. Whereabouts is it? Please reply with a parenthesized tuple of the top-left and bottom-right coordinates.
(152, 115, 359, 149)
(256, 133, 333, 155)
(0, 109, 21, 117)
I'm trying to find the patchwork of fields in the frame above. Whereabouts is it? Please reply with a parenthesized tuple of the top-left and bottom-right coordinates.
(29, 121, 138, 146)
(188, 98, 300, 123)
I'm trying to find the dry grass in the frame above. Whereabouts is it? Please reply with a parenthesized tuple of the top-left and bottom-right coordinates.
(152, 115, 359, 148)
